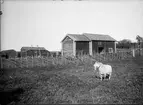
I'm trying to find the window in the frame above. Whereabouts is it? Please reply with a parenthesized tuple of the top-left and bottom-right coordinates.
(108, 48, 113, 53)
(98, 42, 102, 46)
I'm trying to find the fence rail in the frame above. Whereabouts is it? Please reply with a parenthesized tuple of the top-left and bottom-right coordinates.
(1, 48, 143, 69)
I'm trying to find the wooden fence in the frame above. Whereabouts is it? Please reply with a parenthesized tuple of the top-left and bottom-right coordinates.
(0, 56, 80, 69)
(77, 50, 133, 62)
(1, 48, 143, 69)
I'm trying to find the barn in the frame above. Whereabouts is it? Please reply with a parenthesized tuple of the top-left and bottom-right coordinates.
(21, 47, 50, 57)
(61, 33, 117, 56)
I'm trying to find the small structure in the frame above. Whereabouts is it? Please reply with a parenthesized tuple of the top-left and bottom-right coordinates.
(21, 46, 50, 57)
(61, 33, 117, 56)
(0, 49, 17, 59)
(136, 35, 143, 48)
(136, 35, 143, 56)
(131, 42, 138, 49)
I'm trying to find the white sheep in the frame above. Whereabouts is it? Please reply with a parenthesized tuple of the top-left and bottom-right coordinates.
(94, 61, 112, 81)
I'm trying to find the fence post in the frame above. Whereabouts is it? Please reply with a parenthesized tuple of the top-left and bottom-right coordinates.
(42, 56, 44, 67)
(131, 49, 134, 57)
(20, 57, 22, 68)
(26, 57, 28, 68)
(32, 56, 33, 68)
(140, 48, 143, 56)
(121, 52, 122, 60)
(0, 57, 3, 69)
(46, 57, 49, 67)
(14, 57, 16, 68)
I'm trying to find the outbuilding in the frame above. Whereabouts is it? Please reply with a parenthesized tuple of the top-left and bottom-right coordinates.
(21, 46, 50, 57)
(0, 49, 17, 59)
(61, 33, 117, 56)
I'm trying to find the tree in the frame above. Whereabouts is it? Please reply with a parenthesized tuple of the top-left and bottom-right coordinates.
(116, 39, 132, 49)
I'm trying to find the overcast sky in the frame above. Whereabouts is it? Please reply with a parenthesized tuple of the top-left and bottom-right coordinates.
(1, 0, 143, 51)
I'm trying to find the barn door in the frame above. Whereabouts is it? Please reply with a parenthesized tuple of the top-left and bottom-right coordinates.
(98, 47, 104, 53)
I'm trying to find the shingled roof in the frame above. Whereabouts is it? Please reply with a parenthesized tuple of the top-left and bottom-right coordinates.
(21, 47, 47, 52)
(62, 33, 116, 42)
(83, 33, 116, 41)
(67, 34, 90, 41)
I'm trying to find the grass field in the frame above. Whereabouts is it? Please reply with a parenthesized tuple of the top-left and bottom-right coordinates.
(0, 56, 143, 104)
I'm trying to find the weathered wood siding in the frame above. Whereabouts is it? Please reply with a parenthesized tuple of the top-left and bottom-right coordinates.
(0, 50, 17, 59)
(105, 41, 115, 52)
(140, 42, 143, 48)
(76, 41, 89, 55)
(21, 50, 50, 57)
(92, 41, 98, 54)
(92, 41, 115, 54)
(62, 36, 73, 56)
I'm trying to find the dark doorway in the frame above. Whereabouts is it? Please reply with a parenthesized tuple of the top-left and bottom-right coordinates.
(98, 47, 104, 53)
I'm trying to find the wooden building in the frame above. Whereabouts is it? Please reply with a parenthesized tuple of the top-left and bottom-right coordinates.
(0, 49, 17, 59)
(61, 33, 117, 56)
(136, 35, 143, 48)
(131, 42, 138, 49)
(21, 47, 50, 57)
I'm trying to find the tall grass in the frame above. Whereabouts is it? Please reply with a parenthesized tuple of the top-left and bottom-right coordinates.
(0, 52, 129, 69)
(0, 56, 143, 104)
(1, 55, 96, 69)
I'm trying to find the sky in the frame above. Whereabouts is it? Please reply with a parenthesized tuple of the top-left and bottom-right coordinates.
(1, 0, 143, 51)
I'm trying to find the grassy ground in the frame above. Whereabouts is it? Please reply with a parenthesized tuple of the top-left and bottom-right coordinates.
(0, 56, 143, 104)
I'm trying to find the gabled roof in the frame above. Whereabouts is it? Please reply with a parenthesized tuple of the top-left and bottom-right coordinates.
(61, 34, 90, 42)
(136, 35, 143, 42)
(21, 47, 47, 52)
(68, 34, 90, 41)
(83, 33, 116, 41)
(62, 33, 116, 42)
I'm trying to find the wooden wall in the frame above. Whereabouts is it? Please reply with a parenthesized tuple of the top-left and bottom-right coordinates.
(21, 50, 50, 57)
(62, 37, 116, 56)
(62, 36, 73, 56)
(105, 41, 115, 52)
(0, 50, 17, 59)
(92, 41, 115, 54)
(139, 42, 143, 48)
(92, 41, 98, 53)
(76, 41, 89, 55)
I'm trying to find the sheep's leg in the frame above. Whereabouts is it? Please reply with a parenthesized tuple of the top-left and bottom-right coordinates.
(108, 73, 111, 80)
(99, 73, 102, 81)
(100, 74, 102, 81)
(100, 74, 104, 81)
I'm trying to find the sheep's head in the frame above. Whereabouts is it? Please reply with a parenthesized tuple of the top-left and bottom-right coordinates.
(94, 62, 101, 70)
